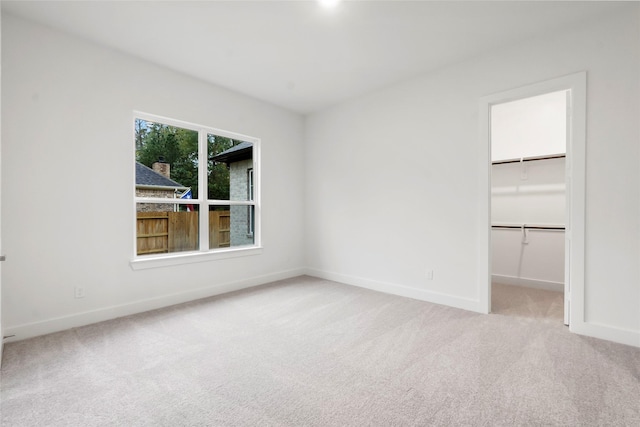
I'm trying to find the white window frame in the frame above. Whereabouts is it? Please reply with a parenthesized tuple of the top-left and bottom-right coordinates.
(130, 111, 261, 270)
(247, 168, 254, 236)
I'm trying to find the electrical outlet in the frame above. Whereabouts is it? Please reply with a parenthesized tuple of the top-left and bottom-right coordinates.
(426, 270, 434, 280)
(74, 286, 85, 299)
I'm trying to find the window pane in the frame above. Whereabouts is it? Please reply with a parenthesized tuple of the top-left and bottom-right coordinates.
(209, 205, 255, 249)
(135, 119, 199, 199)
(208, 134, 253, 201)
(136, 203, 199, 256)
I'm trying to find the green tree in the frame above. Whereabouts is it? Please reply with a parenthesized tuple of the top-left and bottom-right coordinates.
(136, 120, 198, 195)
(134, 119, 148, 153)
(135, 119, 241, 202)
(208, 134, 236, 200)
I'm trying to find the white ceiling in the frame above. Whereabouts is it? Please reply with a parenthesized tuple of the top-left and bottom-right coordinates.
(2, 1, 628, 114)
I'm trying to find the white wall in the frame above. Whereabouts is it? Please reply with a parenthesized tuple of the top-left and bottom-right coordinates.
(491, 158, 566, 290)
(492, 159, 566, 225)
(491, 90, 567, 161)
(305, 8, 639, 345)
(1, 14, 306, 339)
(491, 229, 564, 289)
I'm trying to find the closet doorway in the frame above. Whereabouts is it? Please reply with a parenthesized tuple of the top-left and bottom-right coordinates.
(478, 72, 586, 330)
(490, 91, 568, 324)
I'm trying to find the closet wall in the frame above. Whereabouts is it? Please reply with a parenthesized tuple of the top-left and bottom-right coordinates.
(491, 91, 567, 291)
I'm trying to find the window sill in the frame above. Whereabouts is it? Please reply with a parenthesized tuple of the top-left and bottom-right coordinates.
(130, 246, 263, 270)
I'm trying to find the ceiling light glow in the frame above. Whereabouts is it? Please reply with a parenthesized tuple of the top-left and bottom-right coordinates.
(319, 0, 341, 9)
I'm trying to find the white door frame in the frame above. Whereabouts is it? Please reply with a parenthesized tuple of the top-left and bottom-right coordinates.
(477, 72, 586, 329)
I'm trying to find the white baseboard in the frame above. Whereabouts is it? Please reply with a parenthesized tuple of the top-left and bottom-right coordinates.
(305, 269, 639, 348)
(305, 268, 482, 313)
(492, 274, 563, 292)
(7, 268, 637, 349)
(493, 275, 639, 348)
(3, 268, 306, 342)
(570, 320, 640, 348)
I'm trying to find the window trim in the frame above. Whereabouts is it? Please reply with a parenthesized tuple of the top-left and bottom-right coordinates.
(130, 111, 261, 269)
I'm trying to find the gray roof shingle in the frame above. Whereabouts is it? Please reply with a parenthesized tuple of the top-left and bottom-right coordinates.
(135, 162, 186, 188)
(211, 141, 253, 164)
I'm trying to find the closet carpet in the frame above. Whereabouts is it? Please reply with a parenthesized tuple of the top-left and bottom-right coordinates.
(1, 276, 638, 426)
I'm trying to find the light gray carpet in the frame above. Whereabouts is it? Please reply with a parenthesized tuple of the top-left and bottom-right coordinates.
(1, 276, 639, 426)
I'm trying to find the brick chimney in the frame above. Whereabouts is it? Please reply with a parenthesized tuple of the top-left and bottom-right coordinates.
(152, 157, 170, 179)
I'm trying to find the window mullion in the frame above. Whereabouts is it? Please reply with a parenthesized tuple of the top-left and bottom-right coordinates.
(198, 129, 210, 251)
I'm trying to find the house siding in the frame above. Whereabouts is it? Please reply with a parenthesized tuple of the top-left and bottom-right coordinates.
(136, 188, 177, 212)
(229, 159, 253, 246)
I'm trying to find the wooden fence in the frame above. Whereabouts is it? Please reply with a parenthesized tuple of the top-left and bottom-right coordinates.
(136, 210, 230, 255)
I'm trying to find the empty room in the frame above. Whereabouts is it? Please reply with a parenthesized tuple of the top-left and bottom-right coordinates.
(1, 1, 639, 426)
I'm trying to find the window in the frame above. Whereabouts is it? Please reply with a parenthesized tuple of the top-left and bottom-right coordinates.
(133, 112, 260, 266)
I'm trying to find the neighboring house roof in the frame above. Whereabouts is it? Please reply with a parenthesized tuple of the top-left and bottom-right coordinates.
(211, 141, 253, 164)
(135, 162, 187, 189)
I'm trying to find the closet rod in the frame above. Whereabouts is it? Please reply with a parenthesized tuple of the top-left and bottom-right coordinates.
(492, 153, 566, 165)
(491, 225, 565, 230)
